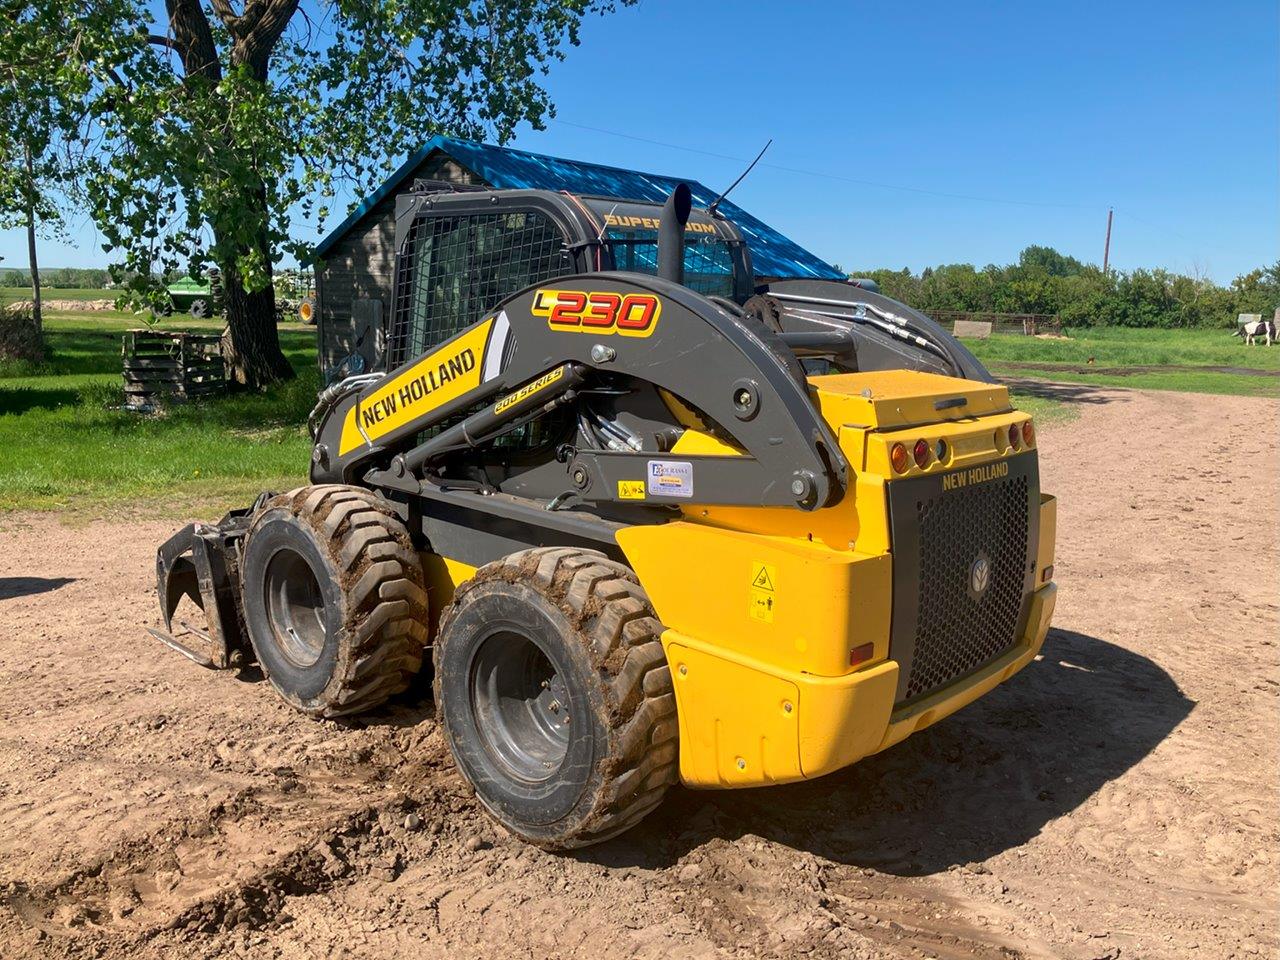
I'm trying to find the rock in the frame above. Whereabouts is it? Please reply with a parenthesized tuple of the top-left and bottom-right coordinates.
(677, 863, 703, 882)
(463, 836, 486, 853)
(404, 813, 422, 831)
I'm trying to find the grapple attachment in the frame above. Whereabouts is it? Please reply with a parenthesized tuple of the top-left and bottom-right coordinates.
(152, 494, 270, 668)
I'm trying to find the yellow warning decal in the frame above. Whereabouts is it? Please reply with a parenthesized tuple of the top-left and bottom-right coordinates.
(749, 560, 776, 623)
(338, 318, 494, 456)
(494, 366, 565, 416)
(617, 480, 646, 500)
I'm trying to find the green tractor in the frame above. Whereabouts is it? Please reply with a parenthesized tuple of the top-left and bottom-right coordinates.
(164, 271, 223, 319)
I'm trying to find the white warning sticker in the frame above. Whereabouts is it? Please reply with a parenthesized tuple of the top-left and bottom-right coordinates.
(647, 459, 693, 498)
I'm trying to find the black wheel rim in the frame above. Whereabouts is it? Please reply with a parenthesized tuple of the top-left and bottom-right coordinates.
(262, 547, 327, 668)
(469, 628, 572, 783)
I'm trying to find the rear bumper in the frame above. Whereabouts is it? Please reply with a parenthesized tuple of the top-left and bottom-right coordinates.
(876, 580, 1055, 754)
(663, 581, 1057, 788)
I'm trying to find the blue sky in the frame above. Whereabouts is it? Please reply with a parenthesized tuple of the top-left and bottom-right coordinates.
(3, 0, 1276, 281)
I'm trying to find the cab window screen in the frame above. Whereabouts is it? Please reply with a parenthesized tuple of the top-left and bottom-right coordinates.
(390, 211, 565, 366)
(605, 229, 735, 297)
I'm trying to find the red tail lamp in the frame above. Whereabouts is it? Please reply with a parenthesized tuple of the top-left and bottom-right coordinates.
(1022, 421, 1035, 446)
(1008, 424, 1020, 450)
(849, 642, 875, 667)
(890, 442, 909, 473)
(913, 438, 930, 468)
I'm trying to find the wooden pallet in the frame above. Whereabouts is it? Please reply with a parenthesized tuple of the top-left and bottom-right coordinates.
(122, 329, 227, 409)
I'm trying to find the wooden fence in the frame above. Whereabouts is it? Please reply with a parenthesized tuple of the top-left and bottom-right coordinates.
(122, 329, 226, 410)
(927, 311, 1063, 336)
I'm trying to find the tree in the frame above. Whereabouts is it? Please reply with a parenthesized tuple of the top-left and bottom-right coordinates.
(1231, 262, 1280, 320)
(11, 0, 632, 387)
(1017, 245, 1086, 278)
(0, 3, 87, 361)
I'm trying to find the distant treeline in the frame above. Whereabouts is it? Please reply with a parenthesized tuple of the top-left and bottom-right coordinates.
(851, 247, 1279, 328)
(0, 267, 112, 289)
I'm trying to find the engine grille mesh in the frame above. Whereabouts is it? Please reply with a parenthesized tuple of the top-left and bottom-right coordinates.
(905, 474, 1029, 701)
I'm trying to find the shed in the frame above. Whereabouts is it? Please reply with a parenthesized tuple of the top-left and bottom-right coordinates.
(310, 136, 843, 376)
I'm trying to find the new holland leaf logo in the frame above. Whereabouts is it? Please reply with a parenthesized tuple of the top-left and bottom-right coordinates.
(970, 555, 991, 597)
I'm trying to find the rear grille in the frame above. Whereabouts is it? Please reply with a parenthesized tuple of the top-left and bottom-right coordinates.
(887, 453, 1037, 705)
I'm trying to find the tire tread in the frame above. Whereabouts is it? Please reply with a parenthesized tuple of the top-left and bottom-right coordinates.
(436, 546, 677, 848)
(246, 484, 427, 718)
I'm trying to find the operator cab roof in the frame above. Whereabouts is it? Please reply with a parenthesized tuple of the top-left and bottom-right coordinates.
(311, 136, 844, 282)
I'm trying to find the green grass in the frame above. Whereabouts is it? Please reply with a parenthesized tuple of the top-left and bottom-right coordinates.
(0, 287, 116, 305)
(965, 327, 1280, 397)
(0, 311, 318, 511)
(1007, 391, 1078, 425)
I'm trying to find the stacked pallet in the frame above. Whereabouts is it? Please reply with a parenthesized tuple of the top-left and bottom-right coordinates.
(122, 329, 226, 410)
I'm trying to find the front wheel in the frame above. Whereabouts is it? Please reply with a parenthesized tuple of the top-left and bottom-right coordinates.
(434, 548, 678, 848)
(239, 485, 428, 717)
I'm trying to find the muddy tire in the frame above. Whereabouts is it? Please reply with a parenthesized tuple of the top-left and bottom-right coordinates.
(434, 547, 678, 849)
(239, 485, 428, 718)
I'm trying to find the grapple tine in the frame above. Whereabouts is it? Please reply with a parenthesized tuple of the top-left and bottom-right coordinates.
(152, 509, 259, 669)
(146, 627, 216, 668)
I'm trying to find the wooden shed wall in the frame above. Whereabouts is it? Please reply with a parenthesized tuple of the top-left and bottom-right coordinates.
(316, 154, 482, 377)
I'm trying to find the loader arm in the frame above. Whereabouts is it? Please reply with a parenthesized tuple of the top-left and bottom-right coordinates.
(311, 273, 850, 510)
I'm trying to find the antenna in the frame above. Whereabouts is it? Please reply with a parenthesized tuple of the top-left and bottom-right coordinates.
(707, 139, 772, 217)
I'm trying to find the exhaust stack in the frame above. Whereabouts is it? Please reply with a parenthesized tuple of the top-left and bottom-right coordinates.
(657, 183, 692, 285)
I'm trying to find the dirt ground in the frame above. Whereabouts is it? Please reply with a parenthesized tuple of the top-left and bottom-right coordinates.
(1, 385, 1276, 960)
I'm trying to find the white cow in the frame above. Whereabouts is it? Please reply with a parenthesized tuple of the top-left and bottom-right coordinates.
(1233, 314, 1276, 346)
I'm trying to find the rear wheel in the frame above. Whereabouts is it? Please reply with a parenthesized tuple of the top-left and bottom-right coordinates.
(240, 485, 428, 717)
(189, 298, 208, 319)
(434, 548, 678, 848)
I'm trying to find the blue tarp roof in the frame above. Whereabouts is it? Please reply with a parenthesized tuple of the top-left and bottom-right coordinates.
(312, 135, 843, 281)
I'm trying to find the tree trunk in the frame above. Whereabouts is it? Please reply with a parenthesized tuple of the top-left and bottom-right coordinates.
(23, 144, 42, 340)
(165, 0, 297, 389)
(219, 241, 293, 388)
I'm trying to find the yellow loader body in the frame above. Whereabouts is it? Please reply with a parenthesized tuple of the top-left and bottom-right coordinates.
(417, 368, 1056, 791)
(616, 369, 1057, 788)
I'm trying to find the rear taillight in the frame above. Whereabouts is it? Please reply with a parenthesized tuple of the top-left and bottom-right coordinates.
(1008, 424, 1020, 450)
(890, 442, 909, 473)
(913, 438, 930, 468)
(849, 642, 875, 667)
(1022, 421, 1035, 446)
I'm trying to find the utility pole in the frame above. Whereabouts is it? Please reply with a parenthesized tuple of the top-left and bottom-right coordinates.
(1102, 208, 1113, 275)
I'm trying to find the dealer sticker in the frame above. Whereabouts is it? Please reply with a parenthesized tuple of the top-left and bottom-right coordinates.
(647, 460, 693, 498)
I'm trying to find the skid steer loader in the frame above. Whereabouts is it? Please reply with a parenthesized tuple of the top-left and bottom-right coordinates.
(153, 182, 1057, 848)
